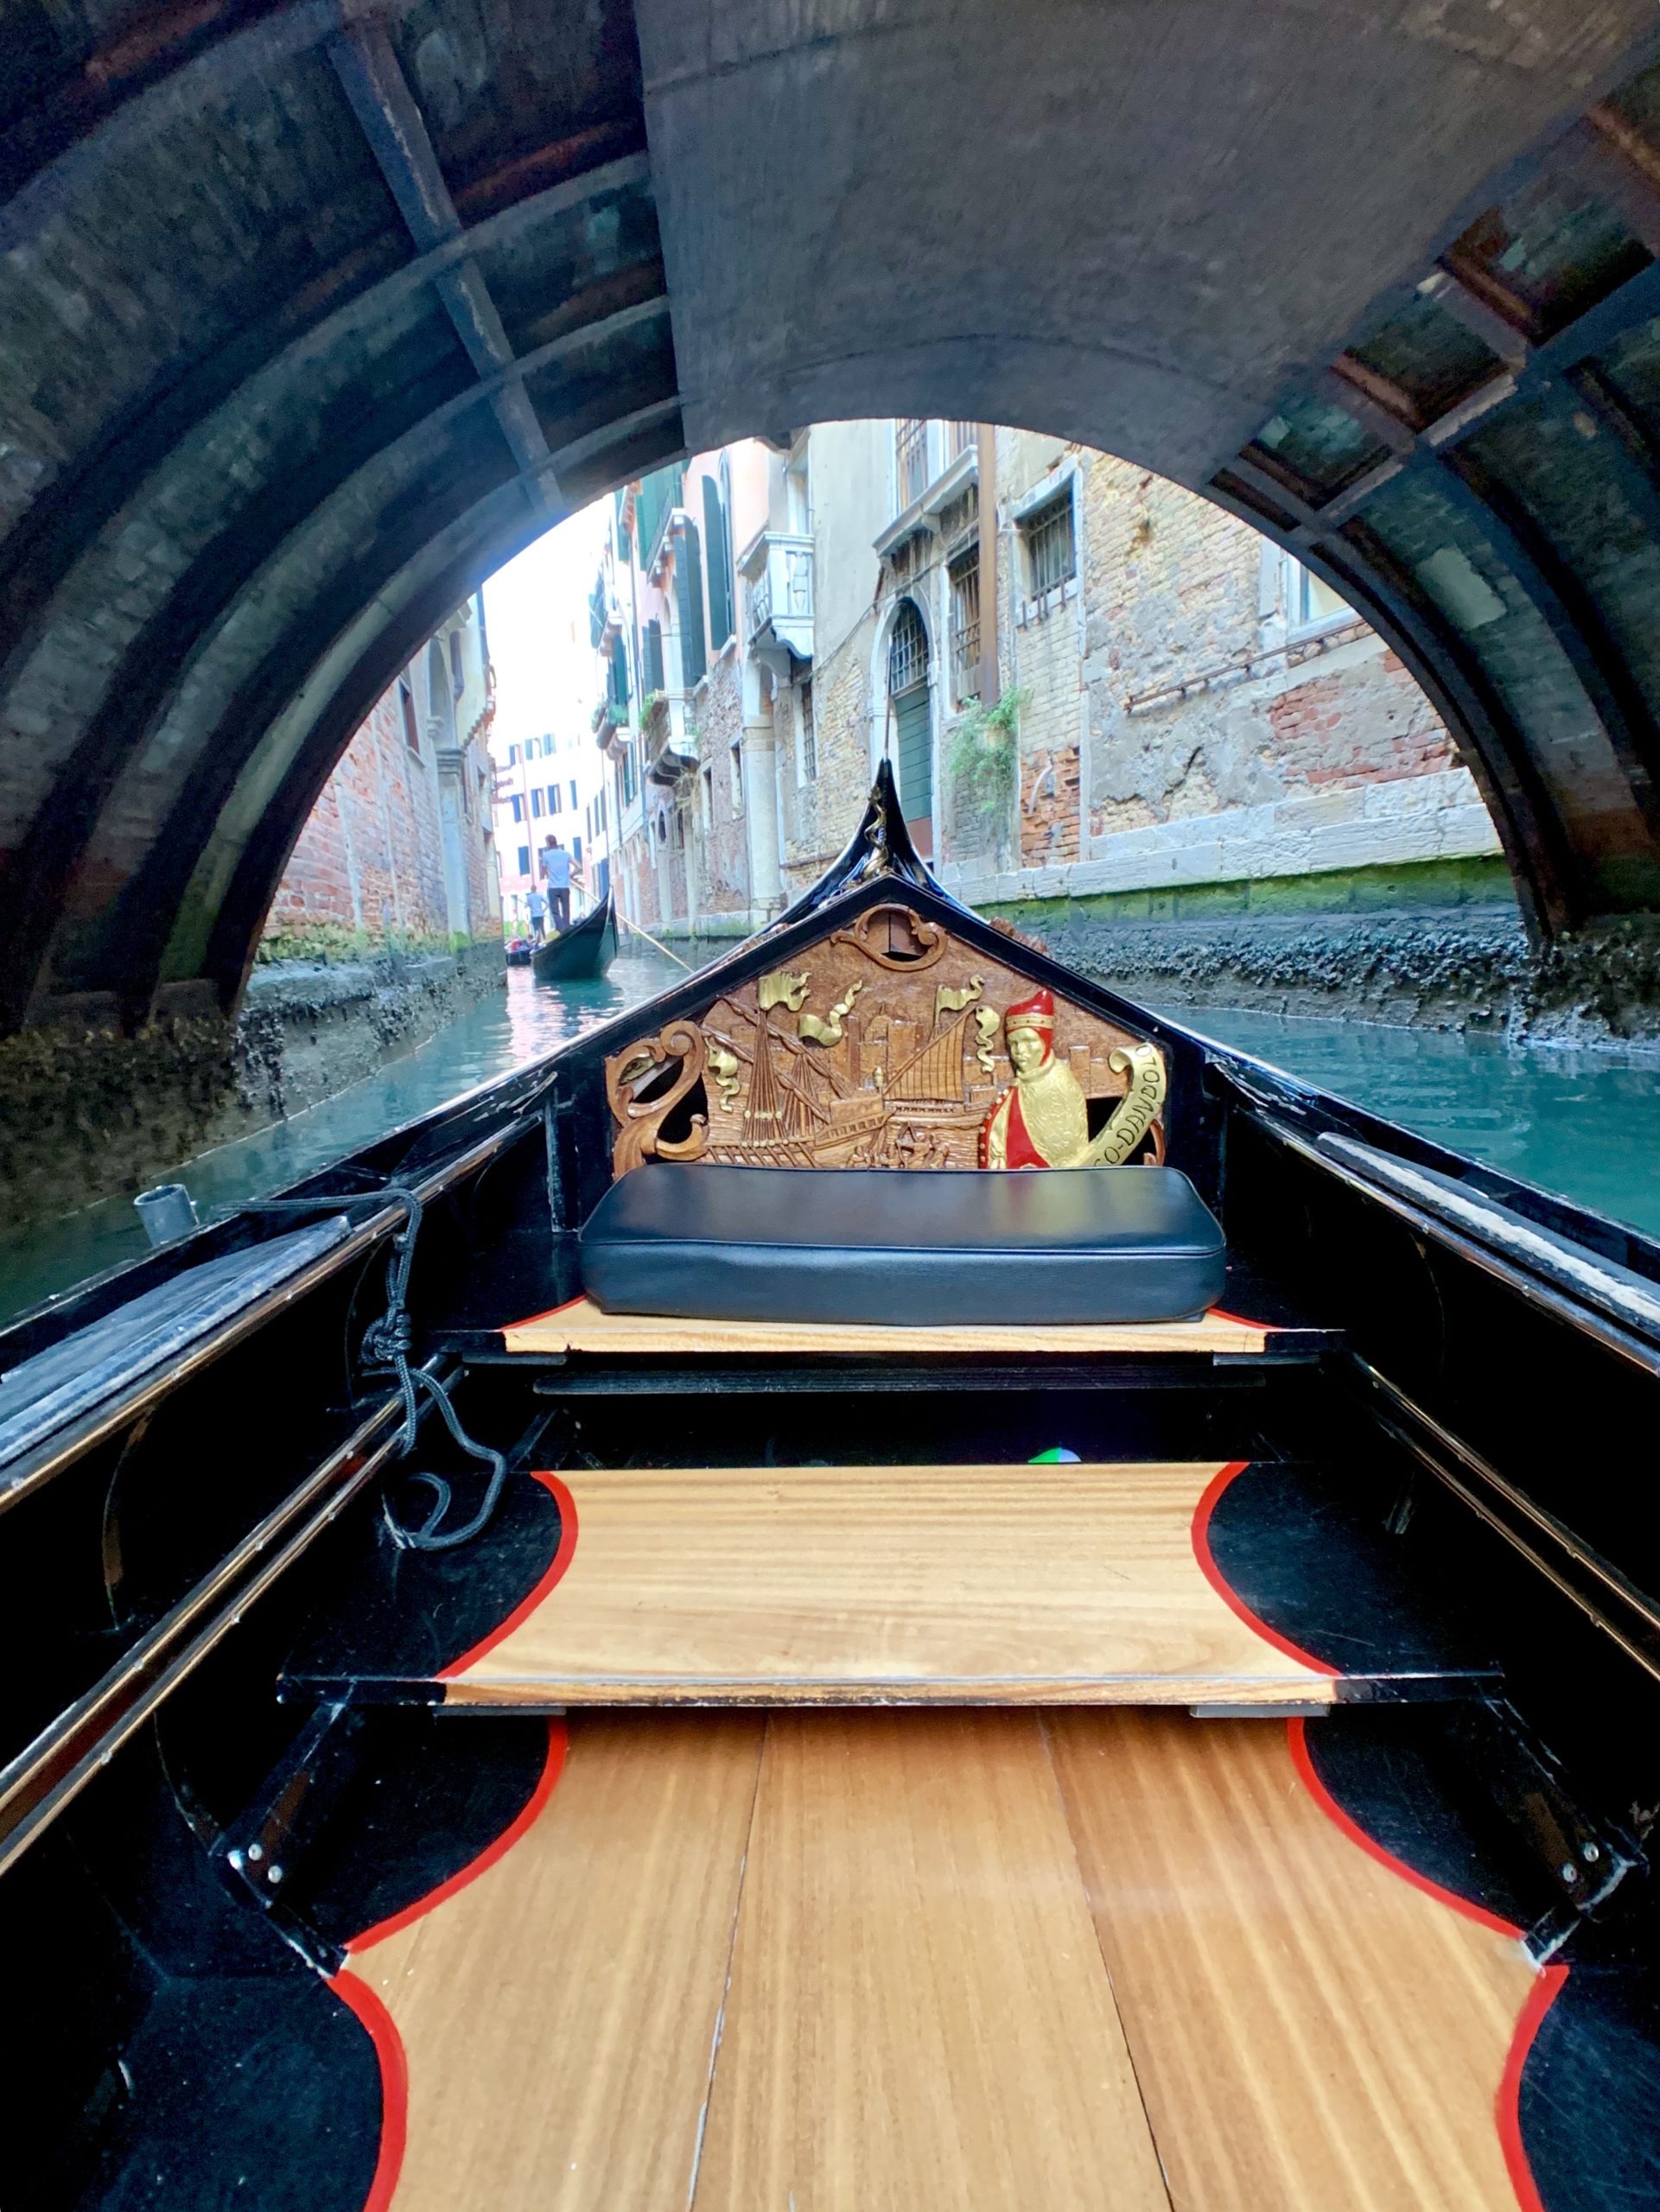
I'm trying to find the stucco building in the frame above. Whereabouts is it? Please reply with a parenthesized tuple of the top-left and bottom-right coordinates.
(588, 424, 1506, 947)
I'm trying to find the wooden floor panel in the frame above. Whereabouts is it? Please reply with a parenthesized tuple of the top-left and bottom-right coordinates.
(342, 1715, 764, 2212)
(1047, 1711, 1543, 2212)
(442, 1462, 1337, 1707)
(337, 1712, 1550, 2212)
(687, 1710, 1171, 2212)
(502, 1294, 1268, 1357)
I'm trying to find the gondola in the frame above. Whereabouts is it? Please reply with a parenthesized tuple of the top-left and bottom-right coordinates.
(3, 761, 1657, 2211)
(530, 889, 617, 982)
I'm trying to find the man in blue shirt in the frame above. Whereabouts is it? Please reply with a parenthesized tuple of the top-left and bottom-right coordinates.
(540, 836, 572, 931)
(525, 884, 548, 939)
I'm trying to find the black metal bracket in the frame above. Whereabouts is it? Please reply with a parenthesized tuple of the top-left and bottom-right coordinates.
(1450, 1700, 1644, 1962)
(213, 1695, 365, 1924)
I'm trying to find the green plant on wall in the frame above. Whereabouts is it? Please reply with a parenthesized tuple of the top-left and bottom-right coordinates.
(946, 686, 1027, 839)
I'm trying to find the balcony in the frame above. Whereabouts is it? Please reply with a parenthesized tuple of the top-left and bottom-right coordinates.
(741, 531, 814, 674)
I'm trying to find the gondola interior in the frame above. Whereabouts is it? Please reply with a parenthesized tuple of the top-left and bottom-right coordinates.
(3, 773, 1658, 2209)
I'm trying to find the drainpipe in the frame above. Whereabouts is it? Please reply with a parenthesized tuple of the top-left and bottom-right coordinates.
(976, 423, 999, 709)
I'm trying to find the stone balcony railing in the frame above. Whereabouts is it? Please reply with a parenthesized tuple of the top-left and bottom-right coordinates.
(741, 531, 814, 668)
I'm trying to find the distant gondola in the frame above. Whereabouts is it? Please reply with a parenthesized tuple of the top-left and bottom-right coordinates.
(3, 761, 1659, 2209)
(531, 889, 617, 982)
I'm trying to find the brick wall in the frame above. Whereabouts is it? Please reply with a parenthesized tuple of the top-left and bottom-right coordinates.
(261, 672, 491, 958)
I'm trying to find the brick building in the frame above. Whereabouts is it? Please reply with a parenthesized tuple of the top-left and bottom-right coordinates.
(582, 423, 1504, 944)
(261, 597, 500, 961)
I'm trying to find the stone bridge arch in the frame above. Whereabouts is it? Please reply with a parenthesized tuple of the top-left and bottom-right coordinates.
(4, 0, 1660, 1033)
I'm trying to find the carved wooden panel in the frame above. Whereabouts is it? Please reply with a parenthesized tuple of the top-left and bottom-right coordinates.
(604, 907, 1167, 1177)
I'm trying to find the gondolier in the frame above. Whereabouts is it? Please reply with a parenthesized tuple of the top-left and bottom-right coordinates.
(540, 835, 571, 931)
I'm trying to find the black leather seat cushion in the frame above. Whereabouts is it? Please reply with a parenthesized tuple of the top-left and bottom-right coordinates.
(579, 1164, 1226, 1325)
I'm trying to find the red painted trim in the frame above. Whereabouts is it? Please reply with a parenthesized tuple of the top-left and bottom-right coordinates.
(505, 1294, 587, 1332)
(1208, 1307, 1271, 1332)
(1288, 1717, 1567, 2212)
(1498, 1963, 1568, 2212)
(437, 1470, 579, 1680)
(1190, 1462, 1339, 1679)
(328, 1967, 408, 2212)
(346, 1719, 568, 1952)
(1287, 1716, 1521, 1936)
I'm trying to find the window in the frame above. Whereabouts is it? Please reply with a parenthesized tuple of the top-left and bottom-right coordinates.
(507, 742, 518, 766)
(510, 794, 523, 823)
(730, 736, 744, 813)
(569, 779, 578, 810)
(547, 785, 562, 814)
(618, 743, 638, 805)
(531, 788, 544, 817)
(448, 631, 465, 698)
(543, 733, 557, 758)
(643, 620, 665, 695)
(1022, 490, 1075, 596)
(517, 844, 531, 877)
(703, 474, 734, 651)
(949, 550, 982, 704)
(677, 519, 708, 687)
(1288, 559, 1350, 632)
(398, 678, 419, 754)
(895, 417, 929, 510)
(572, 834, 583, 865)
(800, 677, 817, 781)
(608, 633, 630, 710)
(946, 420, 976, 461)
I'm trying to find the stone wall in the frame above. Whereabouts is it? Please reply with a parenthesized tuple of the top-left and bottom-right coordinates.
(0, 942, 505, 1237)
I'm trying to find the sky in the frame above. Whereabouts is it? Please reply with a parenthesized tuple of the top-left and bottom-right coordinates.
(481, 498, 611, 757)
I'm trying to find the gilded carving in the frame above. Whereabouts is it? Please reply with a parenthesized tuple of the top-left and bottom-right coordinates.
(605, 1021, 709, 1175)
(602, 906, 1167, 1178)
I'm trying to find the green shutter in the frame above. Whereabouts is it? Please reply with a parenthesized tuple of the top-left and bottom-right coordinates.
(677, 520, 707, 686)
(703, 476, 733, 650)
(894, 685, 932, 822)
(644, 620, 665, 695)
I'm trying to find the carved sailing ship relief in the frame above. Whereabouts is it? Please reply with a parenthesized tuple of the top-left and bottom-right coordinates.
(603, 906, 1167, 1177)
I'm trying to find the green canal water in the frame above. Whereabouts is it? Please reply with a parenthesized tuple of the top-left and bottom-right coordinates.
(4, 962, 1660, 1327)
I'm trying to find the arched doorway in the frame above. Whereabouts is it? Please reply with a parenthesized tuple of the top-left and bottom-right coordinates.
(887, 598, 934, 858)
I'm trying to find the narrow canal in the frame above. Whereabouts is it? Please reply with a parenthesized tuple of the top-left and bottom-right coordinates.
(5, 958, 1660, 1327)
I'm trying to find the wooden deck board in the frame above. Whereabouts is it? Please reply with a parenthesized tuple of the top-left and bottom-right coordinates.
(341, 1715, 764, 2212)
(442, 1462, 1338, 1707)
(690, 1710, 1172, 2212)
(501, 1294, 1269, 1357)
(1047, 1711, 1544, 2212)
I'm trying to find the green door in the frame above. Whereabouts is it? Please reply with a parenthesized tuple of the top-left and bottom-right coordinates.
(894, 683, 932, 829)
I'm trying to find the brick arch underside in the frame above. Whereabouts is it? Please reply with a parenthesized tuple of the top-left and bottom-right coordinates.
(7, 0, 1660, 1032)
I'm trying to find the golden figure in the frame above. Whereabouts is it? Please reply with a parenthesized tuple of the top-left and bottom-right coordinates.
(799, 979, 863, 1046)
(979, 989, 1091, 1168)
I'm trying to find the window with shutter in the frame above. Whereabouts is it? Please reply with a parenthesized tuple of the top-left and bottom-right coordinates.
(887, 600, 932, 826)
(643, 620, 665, 695)
(677, 520, 707, 687)
(703, 475, 733, 650)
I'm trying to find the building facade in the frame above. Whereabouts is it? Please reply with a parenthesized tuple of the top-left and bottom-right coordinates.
(261, 596, 499, 961)
(587, 425, 1505, 944)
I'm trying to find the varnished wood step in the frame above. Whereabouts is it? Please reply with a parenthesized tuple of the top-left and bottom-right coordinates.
(499, 1294, 1278, 1357)
(334, 1709, 1553, 2210)
(288, 1460, 1496, 1708)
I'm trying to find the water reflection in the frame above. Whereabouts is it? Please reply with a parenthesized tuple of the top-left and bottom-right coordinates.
(0, 951, 700, 1325)
(6, 957, 1660, 1326)
(1176, 1007, 1660, 1240)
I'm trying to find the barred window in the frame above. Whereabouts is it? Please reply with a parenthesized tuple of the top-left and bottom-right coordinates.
(949, 551, 982, 704)
(800, 677, 817, 781)
(946, 419, 976, 461)
(895, 417, 929, 510)
(1022, 490, 1075, 596)
(887, 598, 929, 693)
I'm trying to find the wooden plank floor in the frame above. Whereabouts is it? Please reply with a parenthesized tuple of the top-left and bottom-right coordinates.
(340, 1711, 1552, 2212)
(441, 1462, 1339, 1707)
(502, 1294, 1269, 1357)
(1048, 1711, 1542, 2212)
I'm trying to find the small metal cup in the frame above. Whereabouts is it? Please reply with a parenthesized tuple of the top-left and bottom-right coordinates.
(133, 1182, 199, 1248)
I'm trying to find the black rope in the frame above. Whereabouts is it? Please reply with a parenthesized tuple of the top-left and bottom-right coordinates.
(247, 1173, 508, 1551)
